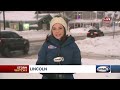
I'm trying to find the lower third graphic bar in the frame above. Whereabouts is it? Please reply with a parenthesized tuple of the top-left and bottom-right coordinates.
(111, 65, 120, 73)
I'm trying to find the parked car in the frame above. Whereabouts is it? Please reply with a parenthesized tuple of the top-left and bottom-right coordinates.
(0, 31, 30, 57)
(87, 29, 104, 38)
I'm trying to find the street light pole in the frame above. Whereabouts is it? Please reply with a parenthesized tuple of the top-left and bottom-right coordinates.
(0, 11, 2, 31)
(3, 11, 6, 30)
(113, 21, 115, 39)
(36, 11, 39, 31)
(113, 11, 116, 39)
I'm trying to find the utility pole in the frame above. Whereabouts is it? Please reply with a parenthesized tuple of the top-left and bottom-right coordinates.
(96, 11, 98, 19)
(113, 11, 117, 39)
(3, 11, 6, 30)
(0, 11, 2, 31)
(36, 11, 39, 31)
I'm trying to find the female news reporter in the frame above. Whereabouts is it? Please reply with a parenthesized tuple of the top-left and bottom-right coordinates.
(36, 16, 81, 79)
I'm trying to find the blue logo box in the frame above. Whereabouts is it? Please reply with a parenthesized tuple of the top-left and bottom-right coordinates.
(96, 65, 111, 73)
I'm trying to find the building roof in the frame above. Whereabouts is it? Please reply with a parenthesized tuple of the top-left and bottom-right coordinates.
(0, 11, 37, 22)
(34, 13, 60, 19)
(69, 19, 102, 23)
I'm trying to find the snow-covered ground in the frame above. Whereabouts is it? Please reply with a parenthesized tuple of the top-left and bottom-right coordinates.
(1, 27, 120, 79)
(70, 26, 120, 36)
(1, 29, 49, 41)
(76, 35, 120, 56)
(3, 26, 120, 41)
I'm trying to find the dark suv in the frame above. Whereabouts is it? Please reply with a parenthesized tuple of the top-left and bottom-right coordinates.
(0, 31, 29, 57)
(87, 29, 104, 38)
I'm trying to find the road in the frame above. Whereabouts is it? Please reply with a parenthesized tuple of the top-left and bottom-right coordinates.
(104, 30, 120, 36)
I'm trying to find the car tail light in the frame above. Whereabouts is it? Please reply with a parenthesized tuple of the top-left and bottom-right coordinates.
(94, 32, 98, 34)
(0, 39, 5, 45)
(87, 32, 90, 35)
(0, 39, 2, 45)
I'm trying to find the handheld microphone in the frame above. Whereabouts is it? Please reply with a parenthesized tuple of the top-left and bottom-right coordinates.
(53, 57, 64, 63)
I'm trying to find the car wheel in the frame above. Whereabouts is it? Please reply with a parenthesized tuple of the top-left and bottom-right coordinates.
(102, 33, 104, 36)
(100, 33, 104, 36)
(2, 47, 12, 57)
(23, 44, 29, 54)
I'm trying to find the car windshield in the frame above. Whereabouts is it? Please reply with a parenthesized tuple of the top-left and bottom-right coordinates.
(89, 30, 100, 32)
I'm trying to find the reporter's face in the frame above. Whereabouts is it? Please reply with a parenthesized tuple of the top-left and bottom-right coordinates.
(51, 23, 65, 40)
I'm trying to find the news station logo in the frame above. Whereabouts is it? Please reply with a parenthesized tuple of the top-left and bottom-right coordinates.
(96, 65, 111, 73)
